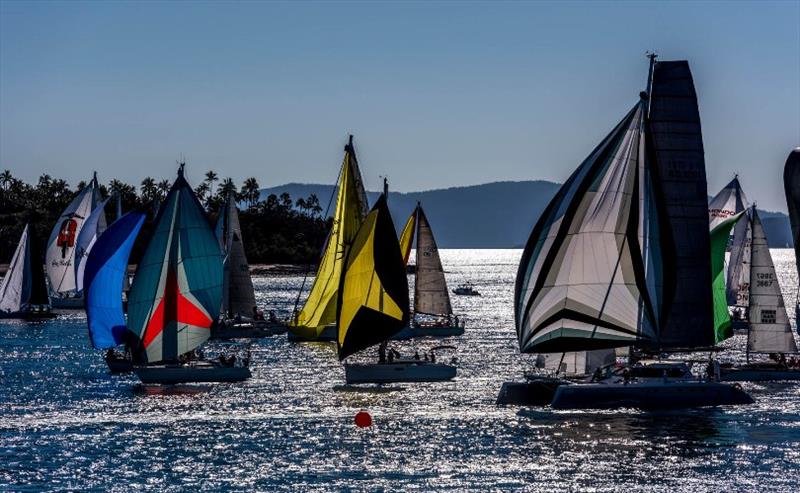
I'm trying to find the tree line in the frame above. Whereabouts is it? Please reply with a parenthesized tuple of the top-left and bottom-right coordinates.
(0, 169, 331, 266)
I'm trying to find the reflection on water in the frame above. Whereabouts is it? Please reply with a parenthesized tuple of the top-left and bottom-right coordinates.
(0, 249, 799, 491)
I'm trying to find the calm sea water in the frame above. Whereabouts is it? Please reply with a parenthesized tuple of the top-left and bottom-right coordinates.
(1, 249, 799, 492)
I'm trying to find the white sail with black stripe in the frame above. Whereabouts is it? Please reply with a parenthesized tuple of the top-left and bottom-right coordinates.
(747, 208, 797, 353)
(515, 99, 665, 353)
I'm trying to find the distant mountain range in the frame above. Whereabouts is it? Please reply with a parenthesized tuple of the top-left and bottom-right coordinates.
(260, 181, 795, 249)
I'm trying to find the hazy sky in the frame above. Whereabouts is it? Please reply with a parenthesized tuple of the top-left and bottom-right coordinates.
(1, 1, 798, 212)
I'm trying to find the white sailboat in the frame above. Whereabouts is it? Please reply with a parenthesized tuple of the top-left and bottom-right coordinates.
(0, 225, 54, 319)
(498, 56, 752, 409)
(45, 173, 106, 308)
(393, 203, 465, 339)
(720, 207, 800, 381)
(784, 148, 800, 327)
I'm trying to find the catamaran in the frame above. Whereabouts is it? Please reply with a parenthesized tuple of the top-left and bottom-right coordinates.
(45, 172, 107, 309)
(708, 176, 752, 332)
(394, 203, 465, 339)
(127, 165, 250, 384)
(288, 135, 370, 342)
(718, 206, 800, 381)
(785, 148, 800, 326)
(84, 212, 146, 373)
(337, 192, 456, 384)
(498, 56, 753, 409)
(212, 191, 284, 339)
(0, 225, 54, 319)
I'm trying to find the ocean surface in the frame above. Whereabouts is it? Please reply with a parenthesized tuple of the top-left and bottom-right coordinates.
(1, 249, 799, 492)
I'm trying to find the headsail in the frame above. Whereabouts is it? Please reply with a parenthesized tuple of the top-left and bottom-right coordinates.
(0, 225, 32, 314)
(648, 60, 714, 349)
(45, 174, 105, 297)
(414, 205, 452, 316)
(127, 167, 223, 363)
(398, 208, 417, 266)
(216, 192, 257, 318)
(747, 207, 798, 353)
(708, 176, 751, 308)
(515, 100, 664, 353)
(75, 197, 111, 293)
(710, 211, 745, 343)
(337, 194, 409, 360)
(85, 212, 145, 349)
(784, 149, 800, 283)
(290, 135, 369, 339)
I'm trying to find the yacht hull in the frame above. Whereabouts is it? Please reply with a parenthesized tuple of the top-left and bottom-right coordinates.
(720, 368, 800, 382)
(134, 363, 251, 384)
(106, 357, 133, 374)
(550, 381, 753, 409)
(49, 297, 84, 309)
(345, 361, 456, 384)
(496, 377, 568, 406)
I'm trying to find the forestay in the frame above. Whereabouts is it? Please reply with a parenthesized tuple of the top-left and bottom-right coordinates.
(337, 194, 409, 360)
(85, 212, 145, 349)
(127, 168, 223, 363)
(747, 208, 798, 353)
(291, 136, 369, 339)
(414, 206, 452, 316)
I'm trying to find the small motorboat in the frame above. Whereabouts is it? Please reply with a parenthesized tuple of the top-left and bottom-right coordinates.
(452, 282, 480, 296)
(134, 359, 251, 384)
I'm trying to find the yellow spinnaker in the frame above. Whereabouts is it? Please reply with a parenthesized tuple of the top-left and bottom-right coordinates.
(289, 137, 368, 339)
(398, 206, 418, 266)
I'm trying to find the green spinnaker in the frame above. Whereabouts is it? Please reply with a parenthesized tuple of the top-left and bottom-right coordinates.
(710, 211, 745, 344)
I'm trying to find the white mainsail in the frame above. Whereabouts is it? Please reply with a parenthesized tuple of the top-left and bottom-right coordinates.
(747, 208, 798, 353)
(45, 176, 104, 297)
(414, 206, 452, 317)
(0, 225, 32, 314)
(75, 197, 110, 293)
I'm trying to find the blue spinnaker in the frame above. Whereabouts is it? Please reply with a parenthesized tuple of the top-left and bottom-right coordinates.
(85, 212, 145, 349)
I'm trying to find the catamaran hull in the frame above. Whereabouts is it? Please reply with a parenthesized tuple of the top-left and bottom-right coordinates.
(496, 378, 568, 406)
(391, 325, 464, 340)
(211, 322, 287, 340)
(720, 368, 800, 382)
(134, 365, 251, 384)
(287, 324, 337, 342)
(345, 362, 456, 384)
(550, 381, 753, 409)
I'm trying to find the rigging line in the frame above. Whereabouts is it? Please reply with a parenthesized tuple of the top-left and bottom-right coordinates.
(291, 161, 344, 321)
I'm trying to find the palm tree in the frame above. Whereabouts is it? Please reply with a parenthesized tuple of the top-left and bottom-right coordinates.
(0, 170, 12, 191)
(218, 178, 236, 198)
(195, 182, 211, 205)
(204, 170, 218, 195)
(157, 180, 171, 200)
(140, 177, 157, 202)
(241, 177, 260, 208)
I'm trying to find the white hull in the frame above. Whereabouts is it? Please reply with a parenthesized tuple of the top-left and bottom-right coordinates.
(287, 324, 337, 342)
(551, 380, 753, 409)
(391, 324, 464, 340)
(345, 361, 456, 384)
(134, 362, 251, 384)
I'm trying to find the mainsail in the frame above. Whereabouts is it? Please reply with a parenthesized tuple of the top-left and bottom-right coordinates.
(45, 174, 105, 297)
(85, 212, 145, 349)
(648, 60, 715, 349)
(127, 167, 223, 363)
(542, 350, 616, 376)
(413, 205, 452, 316)
(710, 211, 745, 343)
(0, 225, 32, 314)
(515, 100, 664, 353)
(337, 194, 409, 360)
(398, 208, 417, 266)
(784, 149, 800, 284)
(216, 192, 257, 318)
(290, 135, 369, 339)
(708, 177, 751, 307)
(75, 197, 111, 293)
(747, 207, 798, 353)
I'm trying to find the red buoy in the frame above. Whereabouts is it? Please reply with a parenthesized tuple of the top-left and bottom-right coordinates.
(354, 410, 372, 428)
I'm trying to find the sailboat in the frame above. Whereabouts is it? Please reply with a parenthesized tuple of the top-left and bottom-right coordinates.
(337, 193, 456, 384)
(498, 56, 752, 409)
(84, 212, 146, 373)
(718, 206, 800, 381)
(75, 197, 111, 296)
(0, 225, 54, 319)
(127, 165, 250, 384)
(288, 135, 370, 342)
(212, 192, 284, 339)
(785, 148, 800, 326)
(45, 172, 107, 308)
(708, 176, 752, 332)
(393, 203, 465, 339)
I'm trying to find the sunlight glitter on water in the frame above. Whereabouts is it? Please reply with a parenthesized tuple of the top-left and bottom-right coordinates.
(1, 249, 799, 491)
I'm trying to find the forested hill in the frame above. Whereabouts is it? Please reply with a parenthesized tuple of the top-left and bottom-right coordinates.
(261, 181, 795, 249)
